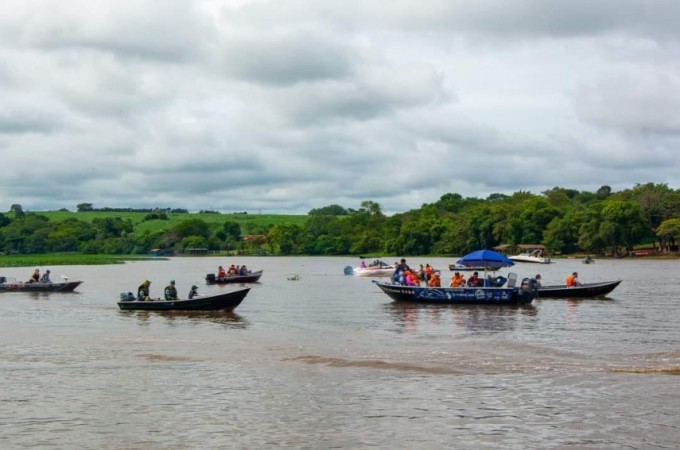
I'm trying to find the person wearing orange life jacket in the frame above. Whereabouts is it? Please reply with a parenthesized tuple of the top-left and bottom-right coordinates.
(566, 272, 582, 286)
(428, 272, 441, 287)
(450, 272, 465, 287)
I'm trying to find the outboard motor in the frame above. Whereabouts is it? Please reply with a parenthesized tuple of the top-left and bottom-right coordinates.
(518, 277, 539, 304)
(343, 266, 354, 276)
(206, 273, 216, 283)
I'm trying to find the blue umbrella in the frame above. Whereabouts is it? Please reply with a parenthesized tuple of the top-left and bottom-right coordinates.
(456, 249, 514, 268)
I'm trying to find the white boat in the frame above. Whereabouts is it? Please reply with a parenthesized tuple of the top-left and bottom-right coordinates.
(344, 259, 395, 277)
(508, 249, 552, 264)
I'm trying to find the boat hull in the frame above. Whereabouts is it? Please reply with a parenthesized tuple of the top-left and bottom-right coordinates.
(537, 280, 622, 298)
(353, 267, 394, 277)
(117, 288, 250, 311)
(0, 280, 83, 293)
(205, 270, 263, 284)
(374, 281, 536, 305)
(508, 256, 551, 264)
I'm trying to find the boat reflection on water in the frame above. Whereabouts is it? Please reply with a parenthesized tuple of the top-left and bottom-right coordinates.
(383, 302, 536, 334)
(120, 309, 247, 328)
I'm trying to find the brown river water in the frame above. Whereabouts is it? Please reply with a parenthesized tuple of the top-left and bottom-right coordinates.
(1, 256, 679, 449)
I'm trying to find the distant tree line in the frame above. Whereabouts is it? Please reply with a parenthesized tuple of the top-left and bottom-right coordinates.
(76, 203, 189, 214)
(2, 183, 680, 256)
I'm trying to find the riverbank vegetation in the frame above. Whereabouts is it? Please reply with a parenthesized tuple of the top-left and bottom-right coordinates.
(2, 182, 680, 263)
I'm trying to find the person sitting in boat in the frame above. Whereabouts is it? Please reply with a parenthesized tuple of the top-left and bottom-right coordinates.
(404, 269, 420, 286)
(535, 274, 542, 288)
(217, 266, 226, 278)
(467, 272, 482, 287)
(40, 270, 51, 283)
(29, 268, 40, 283)
(239, 265, 249, 276)
(228, 264, 237, 276)
(566, 272, 582, 287)
(188, 285, 199, 299)
(164, 280, 178, 300)
(359, 260, 367, 269)
(428, 272, 441, 287)
(450, 272, 465, 287)
(137, 280, 151, 301)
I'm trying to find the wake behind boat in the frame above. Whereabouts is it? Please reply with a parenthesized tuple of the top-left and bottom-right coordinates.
(537, 280, 622, 298)
(117, 287, 250, 311)
(0, 276, 83, 293)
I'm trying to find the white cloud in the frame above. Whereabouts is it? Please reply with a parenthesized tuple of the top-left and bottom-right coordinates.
(1, 0, 680, 214)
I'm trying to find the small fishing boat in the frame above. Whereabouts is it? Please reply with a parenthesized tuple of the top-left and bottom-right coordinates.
(0, 276, 83, 293)
(537, 280, 622, 298)
(117, 287, 250, 311)
(205, 270, 263, 284)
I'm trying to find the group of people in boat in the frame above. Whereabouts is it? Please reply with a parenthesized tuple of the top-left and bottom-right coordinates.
(123, 279, 200, 302)
(217, 264, 251, 278)
(390, 259, 442, 287)
(448, 271, 487, 288)
(28, 268, 52, 283)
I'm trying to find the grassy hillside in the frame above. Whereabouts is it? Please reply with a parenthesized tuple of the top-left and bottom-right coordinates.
(37, 211, 309, 234)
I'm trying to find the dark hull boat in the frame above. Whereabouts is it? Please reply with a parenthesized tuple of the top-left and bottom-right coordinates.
(205, 270, 263, 284)
(0, 277, 83, 293)
(448, 263, 502, 272)
(117, 287, 250, 311)
(374, 280, 537, 306)
(537, 280, 622, 298)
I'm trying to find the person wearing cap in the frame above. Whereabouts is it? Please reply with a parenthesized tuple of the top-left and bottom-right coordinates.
(40, 269, 52, 283)
(164, 280, 178, 300)
(137, 280, 151, 301)
(188, 285, 199, 299)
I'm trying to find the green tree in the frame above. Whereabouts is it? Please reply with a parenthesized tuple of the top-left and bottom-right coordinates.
(599, 201, 649, 255)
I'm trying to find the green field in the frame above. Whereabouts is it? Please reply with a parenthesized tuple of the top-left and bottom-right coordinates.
(0, 253, 160, 267)
(37, 210, 309, 234)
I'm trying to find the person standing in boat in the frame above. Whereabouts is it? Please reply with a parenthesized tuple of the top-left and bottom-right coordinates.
(137, 280, 151, 301)
(164, 280, 178, 300)
(535, 274, 542, 288)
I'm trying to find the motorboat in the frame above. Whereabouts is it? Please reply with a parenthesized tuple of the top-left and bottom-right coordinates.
(509, 249, 552, 264)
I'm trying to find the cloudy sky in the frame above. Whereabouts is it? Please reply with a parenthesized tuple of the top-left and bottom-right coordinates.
(2, 0, 680, 214)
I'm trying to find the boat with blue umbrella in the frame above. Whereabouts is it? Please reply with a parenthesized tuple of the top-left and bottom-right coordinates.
(374, 250, 538, 305)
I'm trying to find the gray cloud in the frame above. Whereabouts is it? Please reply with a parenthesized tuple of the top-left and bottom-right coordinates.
(1, 0, 679, 214)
